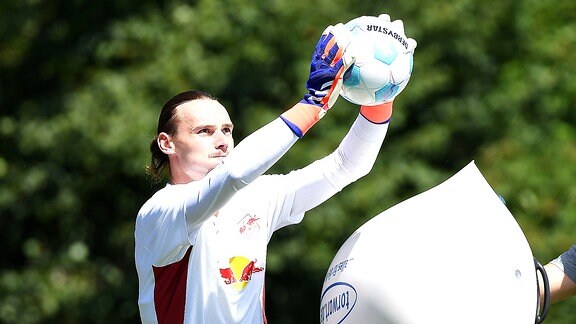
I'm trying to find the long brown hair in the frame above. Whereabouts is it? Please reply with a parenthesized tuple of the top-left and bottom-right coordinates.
(146, 90, 215, 183)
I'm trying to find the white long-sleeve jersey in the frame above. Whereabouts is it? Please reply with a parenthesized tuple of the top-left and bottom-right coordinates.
(135, 114, 389, 323)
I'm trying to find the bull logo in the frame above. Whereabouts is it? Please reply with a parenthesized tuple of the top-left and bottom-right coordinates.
(219, 256, 264, 291)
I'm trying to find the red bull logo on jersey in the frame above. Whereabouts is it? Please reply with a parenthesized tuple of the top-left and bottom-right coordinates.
(219, 256, 264, 291)
(237, 214, 260, 238)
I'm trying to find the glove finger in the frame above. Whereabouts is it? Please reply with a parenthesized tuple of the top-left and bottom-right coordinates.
(326, 77, 343, 109)
(329, 23, 353, 51)
(321, 32, 342, 63)
(390, 19, 405, 35)
(321, 65, 345, 109)
(320, 33, 338, 61)
(321, 24, 334, 36)
(407, 38, 417, 52)
(321, 33, 347, 68)
(342, 48, 356, 71)
(378, 14, 391, 23)
(326, 41, 345, 67)
(326, 23, 355, 69)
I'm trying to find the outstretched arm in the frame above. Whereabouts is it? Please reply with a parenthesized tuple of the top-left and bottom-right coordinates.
(279, 14, 417, 220)
(180, 25, 354, 228)
(285, 105, 392, 217)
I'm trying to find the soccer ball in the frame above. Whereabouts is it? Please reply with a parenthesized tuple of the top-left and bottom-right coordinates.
(340, 15, 414, 106)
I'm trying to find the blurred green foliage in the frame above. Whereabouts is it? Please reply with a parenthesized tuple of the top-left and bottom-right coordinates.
(1, 0, 575, 322)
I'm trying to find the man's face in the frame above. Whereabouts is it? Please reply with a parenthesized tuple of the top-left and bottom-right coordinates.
(166, 99, 234, 183)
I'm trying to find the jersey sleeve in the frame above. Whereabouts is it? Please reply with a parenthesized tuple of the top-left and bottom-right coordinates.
(136, 118, 298, 265)
(182, 118, 298, 231)
(268, 114, 389, 231)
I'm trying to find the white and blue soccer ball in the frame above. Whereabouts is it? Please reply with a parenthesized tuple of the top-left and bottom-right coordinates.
(341, 15, 414, 106)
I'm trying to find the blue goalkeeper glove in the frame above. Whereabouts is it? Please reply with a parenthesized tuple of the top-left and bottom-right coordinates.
(281, 24, 353, 137)
(302, 23, 353, 115)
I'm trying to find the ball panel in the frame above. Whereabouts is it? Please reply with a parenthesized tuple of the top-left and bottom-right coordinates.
(343, 66, 362, 87)
(373, 41, 398, 65)
(340, 87, 376, 106)
(355, 61, 390, 89)
(389, 51, 412, 84)
(374, 83, 398, 103)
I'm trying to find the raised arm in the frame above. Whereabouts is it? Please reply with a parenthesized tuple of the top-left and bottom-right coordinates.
(181, 24, 356, 228)
(280, 15, 417, 219)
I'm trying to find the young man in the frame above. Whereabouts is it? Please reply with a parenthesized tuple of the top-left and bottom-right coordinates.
(135, 15, 416, 323)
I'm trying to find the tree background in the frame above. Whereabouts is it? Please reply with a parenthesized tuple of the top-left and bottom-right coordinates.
(1, 0, 575, 322)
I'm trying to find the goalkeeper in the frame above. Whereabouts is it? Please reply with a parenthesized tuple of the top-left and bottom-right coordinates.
(135, 15, 416, 323)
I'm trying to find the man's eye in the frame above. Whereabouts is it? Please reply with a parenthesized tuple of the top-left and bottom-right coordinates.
(223, 127, 232, 134)
(197, 128, 209, 134)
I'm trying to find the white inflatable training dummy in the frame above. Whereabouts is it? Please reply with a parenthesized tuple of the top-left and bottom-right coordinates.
(320, 161, 540, 323)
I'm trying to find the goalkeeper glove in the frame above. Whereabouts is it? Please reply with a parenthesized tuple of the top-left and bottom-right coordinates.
(303, 23, 354, 111)
(360, 14, 417, 124)
(281, 24, 353, 137)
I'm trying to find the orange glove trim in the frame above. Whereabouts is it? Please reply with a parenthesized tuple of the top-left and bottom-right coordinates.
(360, 101, 394, 124)
(281, 103, 322, 137)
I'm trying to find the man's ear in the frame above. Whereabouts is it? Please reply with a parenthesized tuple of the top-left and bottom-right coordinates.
(157, 132, 175, 155)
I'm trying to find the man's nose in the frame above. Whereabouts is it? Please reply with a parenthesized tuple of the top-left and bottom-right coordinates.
(214, 131, 229, 150)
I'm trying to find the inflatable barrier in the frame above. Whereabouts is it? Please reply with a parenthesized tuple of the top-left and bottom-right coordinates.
(320, 161, 546, 323)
